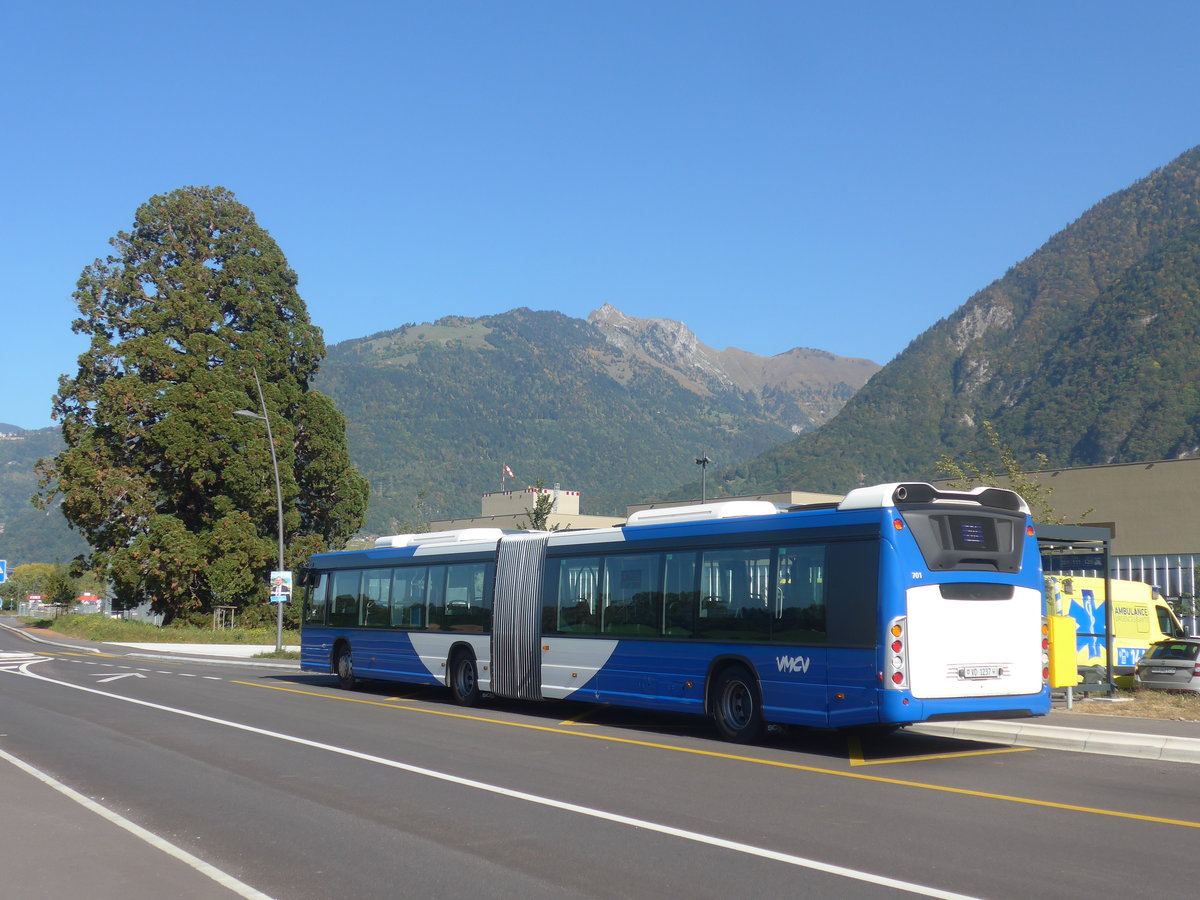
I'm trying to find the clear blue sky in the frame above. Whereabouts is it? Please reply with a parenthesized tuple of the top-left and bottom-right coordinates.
(3, 1, 1198, 430)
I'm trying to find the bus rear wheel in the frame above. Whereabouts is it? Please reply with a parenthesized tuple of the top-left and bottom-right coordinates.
(450, 651, 481, 707)
(711, 665, 763, 743)
(334, 645, 356, 690)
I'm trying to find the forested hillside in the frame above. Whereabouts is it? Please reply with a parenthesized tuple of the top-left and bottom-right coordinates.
(5, 306, 872, 560)
(702, 145, 1200, 497)
(315, 307, 873, 533)
(0, 428, 88, 565)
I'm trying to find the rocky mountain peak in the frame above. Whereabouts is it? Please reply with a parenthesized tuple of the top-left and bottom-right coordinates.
(587, 304, 879, 431)
(588, 303, 721, 378)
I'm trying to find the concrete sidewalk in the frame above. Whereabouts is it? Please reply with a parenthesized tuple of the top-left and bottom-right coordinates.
(912, 706, 1200, 764)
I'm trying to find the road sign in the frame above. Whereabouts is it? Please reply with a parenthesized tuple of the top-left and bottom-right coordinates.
(270, 570, 293, 603)
(0, 559, 6, 583)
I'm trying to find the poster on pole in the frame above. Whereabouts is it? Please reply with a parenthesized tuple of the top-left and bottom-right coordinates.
(269, 570, 293, 603)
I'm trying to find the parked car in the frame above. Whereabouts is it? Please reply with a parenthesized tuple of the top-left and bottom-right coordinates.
(1133, 638, 1200, 693)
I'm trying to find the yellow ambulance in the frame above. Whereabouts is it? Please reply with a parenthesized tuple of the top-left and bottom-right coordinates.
(1044, 575, 1186, 685)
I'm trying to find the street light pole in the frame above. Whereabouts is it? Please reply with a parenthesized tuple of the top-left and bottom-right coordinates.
(234, 366, 285, 653)
(695, 455, 711, 502)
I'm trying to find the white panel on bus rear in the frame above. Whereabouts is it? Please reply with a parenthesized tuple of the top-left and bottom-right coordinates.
(905, 584, 1043, 699)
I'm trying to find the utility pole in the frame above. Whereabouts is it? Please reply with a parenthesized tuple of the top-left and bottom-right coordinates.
(695, 455, 711, 502)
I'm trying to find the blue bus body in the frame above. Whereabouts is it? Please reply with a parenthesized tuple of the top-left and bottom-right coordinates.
(300, 483, 1050, 741)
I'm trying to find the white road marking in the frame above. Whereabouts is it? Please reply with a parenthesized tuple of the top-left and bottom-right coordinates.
(8, 665, 980, 900)
(93, 672, 147, 683)
(0, 745, 274, 900)
(0, 651, 48, 672)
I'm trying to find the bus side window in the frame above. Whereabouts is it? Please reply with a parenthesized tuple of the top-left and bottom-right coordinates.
(443, 562, 491, 632)
(304, 572, 329, 625)
(329, 570, 363, 628)
(824, 541, 878, 646)
(426, 566, 447, 629)
(551, 556, 601, 634)
(663, 552, 698, 636)
(774, 545, 826, 643)
(697, 547, 772, 639)
(392, 567, 428, 629)
(601, 553, 662, 636)
(362, 568, 392, 627)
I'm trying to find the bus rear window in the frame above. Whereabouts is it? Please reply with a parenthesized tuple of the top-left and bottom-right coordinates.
(949, 516, 998, 552)
(900, 509, 1025, 573)
(939, 583, 1014, 601)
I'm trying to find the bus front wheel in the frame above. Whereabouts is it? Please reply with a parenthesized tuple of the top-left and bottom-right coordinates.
(334, 645, 356, 690)
(711, 665, 764, 743)
(450, 651, 481, 707)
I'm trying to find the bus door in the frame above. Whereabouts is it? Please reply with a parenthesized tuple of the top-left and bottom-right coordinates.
(764, 544, 834, 727)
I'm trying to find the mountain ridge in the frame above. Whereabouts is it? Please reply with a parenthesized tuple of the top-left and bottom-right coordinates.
(316, 305, 877, 532)
(706, 145, 1200, 499)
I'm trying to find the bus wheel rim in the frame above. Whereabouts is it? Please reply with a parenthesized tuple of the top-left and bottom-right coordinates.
(723, 681, 751, 728)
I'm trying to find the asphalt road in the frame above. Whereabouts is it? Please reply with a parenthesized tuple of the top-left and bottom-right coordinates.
(2, 622, 1198, 899)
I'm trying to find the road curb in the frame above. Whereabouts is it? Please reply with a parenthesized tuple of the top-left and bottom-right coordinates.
(123, 651, 299, 669)
(0, 620, 103, 652)
(911, 720, 1200, 764)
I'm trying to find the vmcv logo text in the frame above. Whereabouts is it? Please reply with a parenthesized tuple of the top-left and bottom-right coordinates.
(776, 654, 811, 674)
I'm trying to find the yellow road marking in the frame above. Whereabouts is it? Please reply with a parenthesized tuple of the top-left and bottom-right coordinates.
(233, 680, 1200, 831)
(559, 704, 611, 726)
(846, 734, 1034, 766)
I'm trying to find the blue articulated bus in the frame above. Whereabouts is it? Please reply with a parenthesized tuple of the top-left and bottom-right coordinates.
(300, 482, 1050, 742)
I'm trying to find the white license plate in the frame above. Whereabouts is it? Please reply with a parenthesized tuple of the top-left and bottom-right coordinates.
(959, 666, 1001, 679)
(1151, 667, 1177, 675)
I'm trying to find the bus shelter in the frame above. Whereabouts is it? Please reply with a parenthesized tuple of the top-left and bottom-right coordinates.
(1037, 524, 1114, 696)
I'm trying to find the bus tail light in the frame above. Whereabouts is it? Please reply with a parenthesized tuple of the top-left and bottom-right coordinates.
(885, 616, 908, 689)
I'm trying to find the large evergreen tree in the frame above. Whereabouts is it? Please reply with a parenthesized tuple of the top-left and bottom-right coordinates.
(37, 186, 368, 623)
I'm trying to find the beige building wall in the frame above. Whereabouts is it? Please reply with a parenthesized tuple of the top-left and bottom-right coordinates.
(626, 465, 1200, 561)
(936, 457, 1200, 558)
(426, 512, 622, 531)
(481, 488, 581, 517)
(427, 486, 622, 532)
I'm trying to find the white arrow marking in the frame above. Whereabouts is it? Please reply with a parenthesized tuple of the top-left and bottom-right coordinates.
(0, 651, 45, 671)
(94, 672, 147, 683)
